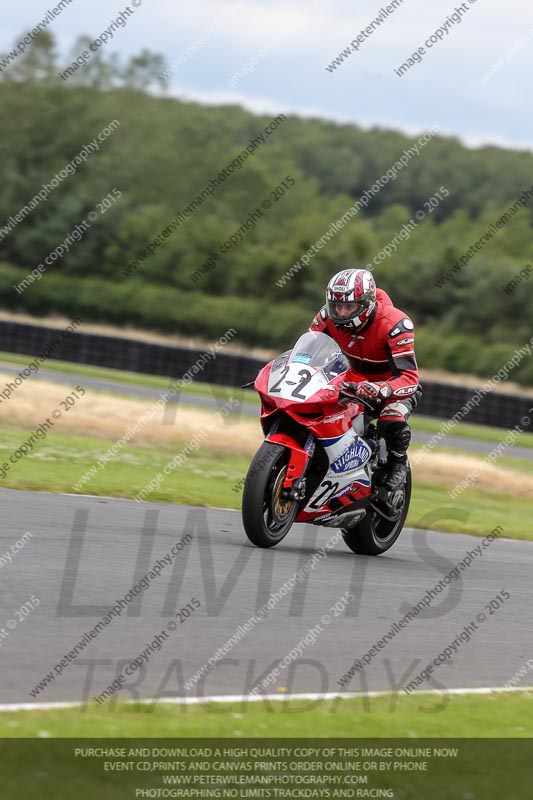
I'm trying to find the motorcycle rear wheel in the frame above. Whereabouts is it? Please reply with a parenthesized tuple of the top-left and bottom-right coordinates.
(242, 442, 299, 548)
(342, 465, 412, 556)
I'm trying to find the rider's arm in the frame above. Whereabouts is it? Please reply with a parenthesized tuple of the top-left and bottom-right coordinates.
(309, 306, 333, 336)
(384, 317, 419, 398)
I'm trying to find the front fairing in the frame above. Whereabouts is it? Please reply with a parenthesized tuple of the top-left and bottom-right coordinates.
(251, 334, 376, 523)
(255, 332, 351, 406)
(254, 332, 365, 434)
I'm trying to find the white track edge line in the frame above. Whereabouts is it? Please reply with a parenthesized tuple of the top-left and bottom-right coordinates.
(1, 685, 532, 713)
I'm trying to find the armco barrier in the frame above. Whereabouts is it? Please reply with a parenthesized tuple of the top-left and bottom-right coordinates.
(0, 319, 531, 431)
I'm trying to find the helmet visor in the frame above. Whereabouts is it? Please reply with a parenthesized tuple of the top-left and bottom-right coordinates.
(327, 299, 368, 324)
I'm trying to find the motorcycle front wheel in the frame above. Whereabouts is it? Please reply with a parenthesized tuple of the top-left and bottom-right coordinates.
(242, 441, 299, 548)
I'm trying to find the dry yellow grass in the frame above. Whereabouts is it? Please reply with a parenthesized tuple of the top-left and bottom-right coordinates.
(0, 373, 262, 455)
(411, 451, 533, 496)
(1, 373, 532, 496)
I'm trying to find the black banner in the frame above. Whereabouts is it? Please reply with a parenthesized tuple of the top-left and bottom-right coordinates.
(0, 738, 530, 799)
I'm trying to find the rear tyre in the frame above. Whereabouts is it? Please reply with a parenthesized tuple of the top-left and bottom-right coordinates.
(242, 441, 299, 548)
(342, 465, 412, 556)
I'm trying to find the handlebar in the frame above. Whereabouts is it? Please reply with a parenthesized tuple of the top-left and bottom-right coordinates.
(338, 386, 379, 412)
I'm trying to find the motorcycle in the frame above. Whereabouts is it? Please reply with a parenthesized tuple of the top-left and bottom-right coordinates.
(242, 331, 411, 555)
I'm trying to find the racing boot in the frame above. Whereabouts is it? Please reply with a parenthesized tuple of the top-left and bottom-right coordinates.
(378, 422, 411, 491)
(382, 453, 409, 491)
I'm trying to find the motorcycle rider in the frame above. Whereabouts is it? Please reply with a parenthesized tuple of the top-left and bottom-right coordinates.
(309, 268, 420, 491)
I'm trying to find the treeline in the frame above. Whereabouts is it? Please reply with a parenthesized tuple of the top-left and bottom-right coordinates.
(1, 32, 533, 383)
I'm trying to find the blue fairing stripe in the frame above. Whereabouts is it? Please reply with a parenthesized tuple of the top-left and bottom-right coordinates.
(319, 435, 345, 447)
(334, 478, 371, 500)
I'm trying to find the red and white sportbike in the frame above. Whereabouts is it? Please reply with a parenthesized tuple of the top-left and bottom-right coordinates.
(242, 331, 411, 555)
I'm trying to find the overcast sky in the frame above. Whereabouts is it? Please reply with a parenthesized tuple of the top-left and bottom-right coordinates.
(3, 0, 533, 150)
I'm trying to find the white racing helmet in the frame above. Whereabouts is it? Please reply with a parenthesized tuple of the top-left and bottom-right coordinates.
(326, 268, 377, 330)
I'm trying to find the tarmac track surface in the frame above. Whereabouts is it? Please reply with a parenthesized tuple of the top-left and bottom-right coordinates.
(1, 489, 530, 706)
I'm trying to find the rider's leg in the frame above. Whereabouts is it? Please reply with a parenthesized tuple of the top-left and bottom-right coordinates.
(376, 399, 414, 491)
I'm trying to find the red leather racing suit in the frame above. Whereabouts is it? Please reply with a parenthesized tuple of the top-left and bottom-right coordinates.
(309, 288, 419, 423)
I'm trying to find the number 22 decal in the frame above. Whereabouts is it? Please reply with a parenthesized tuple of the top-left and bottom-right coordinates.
(309, 480, 339, 509)
(292, 368, 312, 398)
(270, 365, 289, 393)
(271, 367, 313, 397)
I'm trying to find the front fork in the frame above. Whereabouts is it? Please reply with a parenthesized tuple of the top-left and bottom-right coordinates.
(265, 430, 315, 501)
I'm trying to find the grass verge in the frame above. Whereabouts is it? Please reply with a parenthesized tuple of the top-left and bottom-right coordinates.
(0, 424, 531, 539)
(2, 351, 533, 448)
(1, 691, 532, 737)
(0, 426, 245, 509)
(0, 691, 533, 800)
(1, 695, 532, 797)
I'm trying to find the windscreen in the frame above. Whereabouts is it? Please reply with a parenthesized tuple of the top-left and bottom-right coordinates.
(267, 332, 348, 401)
(287, 331, 348, 376)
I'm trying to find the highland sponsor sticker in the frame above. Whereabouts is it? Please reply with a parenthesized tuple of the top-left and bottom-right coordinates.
(330, 440, 371, 473)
